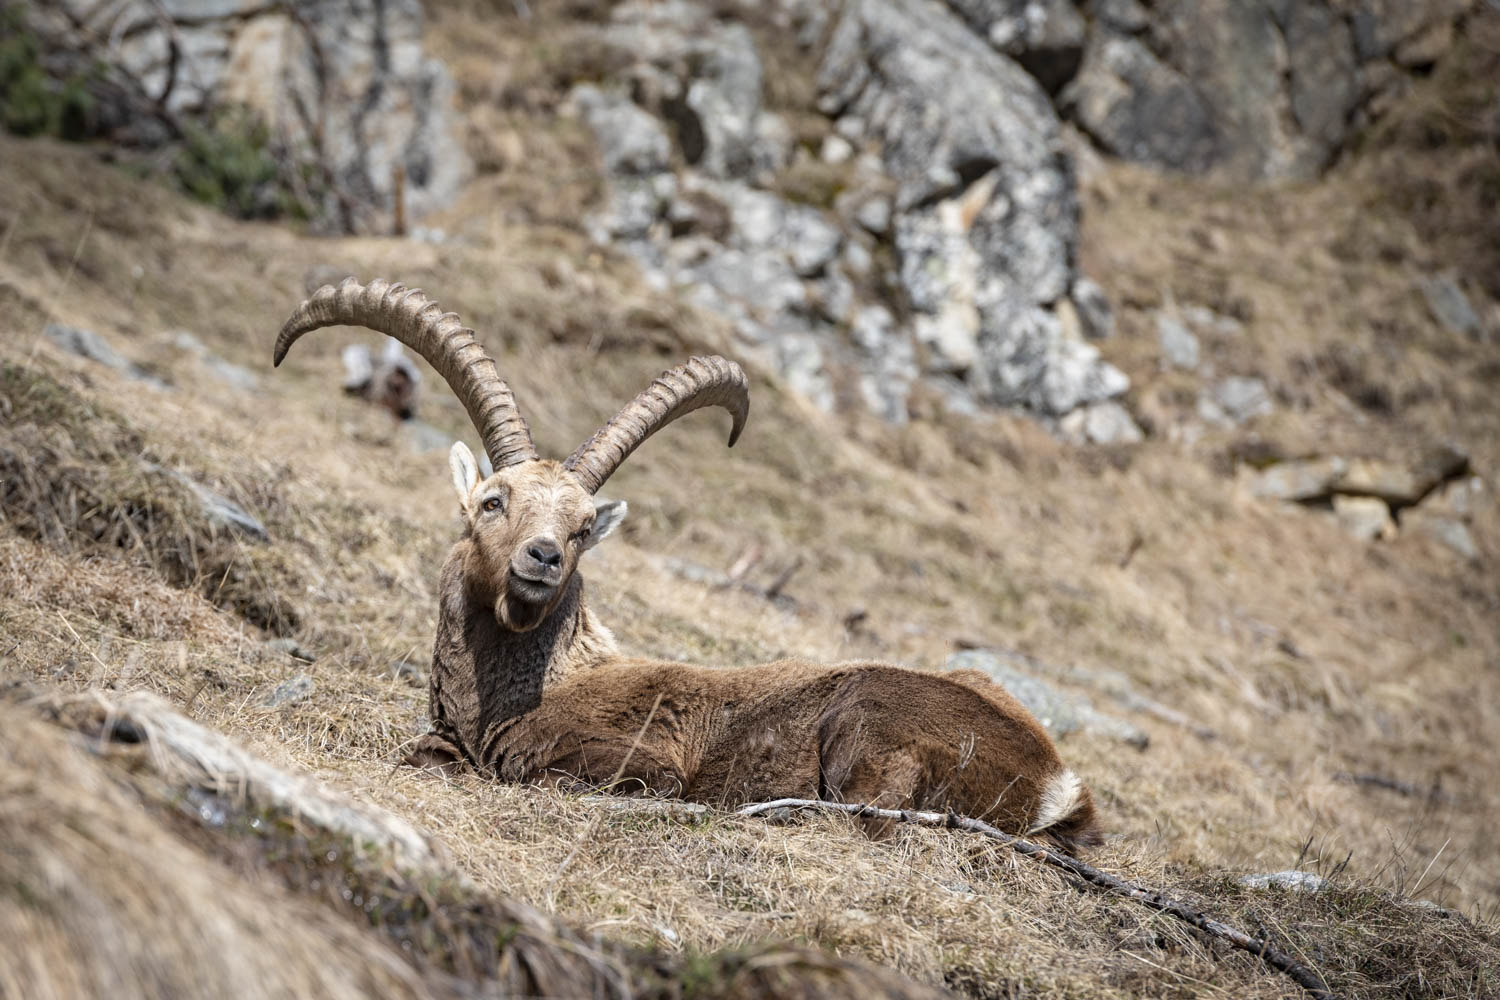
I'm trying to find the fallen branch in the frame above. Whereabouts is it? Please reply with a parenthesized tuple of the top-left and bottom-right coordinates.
(737, 798, 1336, 1000)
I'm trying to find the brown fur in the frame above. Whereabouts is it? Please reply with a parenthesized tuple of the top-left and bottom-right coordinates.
(408, 453, 1101, 849)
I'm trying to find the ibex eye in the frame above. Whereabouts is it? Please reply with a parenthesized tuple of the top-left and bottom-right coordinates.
(482, 497, 502, 512)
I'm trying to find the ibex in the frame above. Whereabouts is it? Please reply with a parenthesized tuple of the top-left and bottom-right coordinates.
(274, 278, 1101, 849)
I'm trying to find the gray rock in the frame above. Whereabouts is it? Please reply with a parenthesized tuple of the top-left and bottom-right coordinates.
(821, 134, 855, 165)
(401, 419, 455, 454)
(1421, 273, 1481, 338)
(945, 649, 1150, 749)
(171, 331, 259, 391)
(266, 638, 317, 663)
(1064, 31, 1223, 173)
(773, 333, 836, 412)
(44, 323, 169, 390)
(817, 0, 1126, 416)
(1072, 278, 1115, 340)
(852, 305, 919, 424)
(1242, 457, 1348, 502)
(1200, 376, 1273, 426)
(1061, 1, 1468, 180)
(1068, 400, 1144, 445)
(1238, 871, 1325, 892)
(572, 85, 673, 177)
(1091, 0, 1148, 34)
(943, 0, 1087, 93)
(785, 205, 844, 277)
(262, 673, 316, 707)
(1156, 312, 1201, 369)
(587, 3, 766, 180)
(35, 0, 468, 232)
(854, 196, 892, 236)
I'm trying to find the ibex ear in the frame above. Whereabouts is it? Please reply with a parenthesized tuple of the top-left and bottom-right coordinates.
(584, 499, 627, 551)
(448, 442, 480, 512)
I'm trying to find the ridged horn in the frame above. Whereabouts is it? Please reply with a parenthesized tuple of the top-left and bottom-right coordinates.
(273, 277, 538, 470)
(564, 355, 749, 494)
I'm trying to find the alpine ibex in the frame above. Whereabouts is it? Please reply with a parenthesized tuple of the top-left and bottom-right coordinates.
(274, 278, 1101, 848)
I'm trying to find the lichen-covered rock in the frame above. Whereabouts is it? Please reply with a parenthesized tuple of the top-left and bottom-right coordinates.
(1064, 1, 1471, 180)
(820, 0, 1125, 416)
(31, 0, 470, 233)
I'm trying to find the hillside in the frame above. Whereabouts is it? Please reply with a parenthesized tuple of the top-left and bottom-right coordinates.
(2, 2, 1499, 998)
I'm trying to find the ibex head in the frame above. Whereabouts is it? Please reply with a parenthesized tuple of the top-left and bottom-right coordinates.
(274, 277, 748, 632)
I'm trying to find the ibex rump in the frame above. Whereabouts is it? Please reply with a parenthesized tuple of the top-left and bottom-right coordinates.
(274, 278, 1101, 849)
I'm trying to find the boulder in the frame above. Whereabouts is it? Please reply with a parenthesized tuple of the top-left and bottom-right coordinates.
(1063, 2, 1469, 180)
(32, 0, 470, 233)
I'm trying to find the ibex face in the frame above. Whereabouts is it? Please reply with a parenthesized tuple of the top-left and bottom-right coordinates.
(448, 446, 626, 632)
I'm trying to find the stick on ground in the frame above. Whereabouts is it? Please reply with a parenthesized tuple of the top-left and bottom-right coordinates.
(737, 798, 1336, 1000)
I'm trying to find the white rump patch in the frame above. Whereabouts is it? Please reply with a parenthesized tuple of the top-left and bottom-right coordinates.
(1028, 768, 1084, 835)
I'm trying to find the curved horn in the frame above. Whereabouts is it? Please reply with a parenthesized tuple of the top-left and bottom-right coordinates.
(274, 277, 538, 470)
(564, 355, 748, 494)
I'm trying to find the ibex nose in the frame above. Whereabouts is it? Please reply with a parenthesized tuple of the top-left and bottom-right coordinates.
(526, 539, 562, 568)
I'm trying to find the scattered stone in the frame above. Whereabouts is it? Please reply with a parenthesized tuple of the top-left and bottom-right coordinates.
(1333, 495, 1396, 542)
(262, 674, 316, 708)
(1242, 457, 1348, 502)
(945, 650, 1149, 749)
(1406, 511, 1480, 561)
(140, 462, 269, 541)
(1420, 273, 1481, 337)
(172, 331, 259, 391)
(1078, 400, 1145, 445)
(266, 639, 317, 663)
(1199, 376, 1273, 426)
(1238, 871, 1326, 892)
(401, 420, 454, 454)
(1072, 278, 1115, 340)
(44, 322, 169, 390)
(820, 133, 855, 165)
(854, 196, 892, 236)
(1156, 312, 1201, 370)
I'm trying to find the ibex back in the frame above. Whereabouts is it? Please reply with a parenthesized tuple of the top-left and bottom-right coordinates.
(274, 278, 1101, 849)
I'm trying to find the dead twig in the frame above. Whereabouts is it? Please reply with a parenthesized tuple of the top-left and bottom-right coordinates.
(737, 798, 1337, 1000)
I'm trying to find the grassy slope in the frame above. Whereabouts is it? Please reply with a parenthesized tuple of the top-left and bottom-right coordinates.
(2, 6, 1499, 998)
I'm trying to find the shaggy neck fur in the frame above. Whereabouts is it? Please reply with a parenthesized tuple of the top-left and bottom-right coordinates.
(426, 540, 617, 768)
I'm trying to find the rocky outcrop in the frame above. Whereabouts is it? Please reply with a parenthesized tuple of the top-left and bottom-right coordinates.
(817, 0, 1126, 416)
(27, 0, 469, 233)
(1061, 0, 1476, 179)
(571, 0, 1126, 426)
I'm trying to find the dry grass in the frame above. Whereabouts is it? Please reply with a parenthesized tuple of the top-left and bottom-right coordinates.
(1, 4, 1499, 996)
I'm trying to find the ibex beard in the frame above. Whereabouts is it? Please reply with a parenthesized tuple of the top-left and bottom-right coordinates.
(273, 277, 1103, 851)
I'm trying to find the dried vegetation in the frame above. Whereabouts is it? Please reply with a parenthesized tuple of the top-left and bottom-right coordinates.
(1, 4, 1499, 998)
